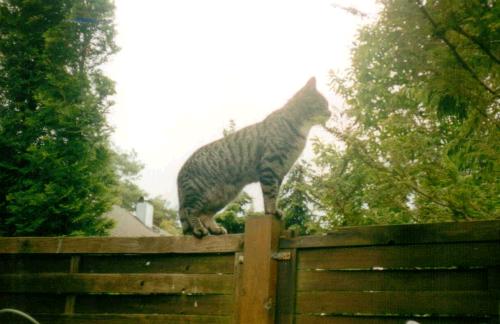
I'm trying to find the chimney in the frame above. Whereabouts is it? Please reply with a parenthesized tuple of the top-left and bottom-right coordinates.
(136, 197, 153, 228)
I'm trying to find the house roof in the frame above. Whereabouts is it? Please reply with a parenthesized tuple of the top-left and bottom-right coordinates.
(105, 205, 171, 237)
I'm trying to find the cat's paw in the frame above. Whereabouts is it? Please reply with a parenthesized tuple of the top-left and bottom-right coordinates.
(200, 215, 227, 235)
(209, 225, 227, 235)
(192, 224, 209, 238)
(189, 218, 209, 238)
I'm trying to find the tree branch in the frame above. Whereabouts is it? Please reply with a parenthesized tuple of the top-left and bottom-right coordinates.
(415, 0, 498, 98)
(452, 25, 500, 65)
(349, 138, 477, 219)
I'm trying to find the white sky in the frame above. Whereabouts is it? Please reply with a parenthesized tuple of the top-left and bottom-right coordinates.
(105, 0, 379, 210)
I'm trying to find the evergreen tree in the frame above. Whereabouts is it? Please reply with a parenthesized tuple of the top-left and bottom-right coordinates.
(0, 0, 119, 236)
(112, 149, 147, 211)
(312, 0, 499, 226)
(277, 162, 319, 235)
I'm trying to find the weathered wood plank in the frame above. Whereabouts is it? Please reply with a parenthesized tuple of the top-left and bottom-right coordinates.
(298, 242, 500, 270)
(75, 294, 234, 315)
(281, 220, 500, 249)
(238, 215, 281, 324)
(34, 314, 232, 324)
(294, 314, 495, 324)
(0, 273, 234, 294)
(0, 255, 70, 273)
(232, 252, 244, 324)
(275, 249, 297, 324)
(79, 254, 234, 274)
(488, 267, 500, 290)
(296, 291, 499, 315)
(64, 256, 80, 314)
(0, 234, 244, 254)
(298, 269, 488, 291)
(0, 294, 66, 314)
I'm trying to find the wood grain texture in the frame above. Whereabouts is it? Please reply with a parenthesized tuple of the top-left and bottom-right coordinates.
(297, 269, 488, 291)
(488, 267, 500, 290)
(281, 220, 500, 249)
(238, 215, 281, 324)
(232, 252, 244, 324)
(0, 254, 70, 273)
(296, 291, 499, 315)
(0, 273, 234, 294)
(275, 249, 297, 324)
(0, 293, 66, 314)
(297, 242, 500, 270)
(79, 254, 234, 274)
(75, 294, 233, 315)
(294, 314, 495, 324)
(64, 256, 80, 314)
(33, 314, 232, 324)
(0, 234, 244, 254)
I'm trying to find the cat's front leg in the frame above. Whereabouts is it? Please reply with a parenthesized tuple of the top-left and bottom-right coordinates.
(260, 174, 283, 219)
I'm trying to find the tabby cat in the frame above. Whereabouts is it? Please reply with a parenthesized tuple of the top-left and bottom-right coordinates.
(177, 77, 330, 237)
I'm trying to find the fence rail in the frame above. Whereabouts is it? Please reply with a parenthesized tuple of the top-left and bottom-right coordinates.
(1, 218, 499, 324)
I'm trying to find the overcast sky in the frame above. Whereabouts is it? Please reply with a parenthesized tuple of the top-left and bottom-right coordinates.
(104, 0, 379, 210)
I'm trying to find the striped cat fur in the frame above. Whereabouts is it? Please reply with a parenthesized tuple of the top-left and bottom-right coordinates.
(177, 77, 330, 237)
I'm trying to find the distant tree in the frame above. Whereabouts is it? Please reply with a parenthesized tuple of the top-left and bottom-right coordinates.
(278, 162, 319, 235)
(112, 149, 147, 211)
(0, 0, 119, 236)
(149, 195, 181, 235)
(111, 150, 181, 235)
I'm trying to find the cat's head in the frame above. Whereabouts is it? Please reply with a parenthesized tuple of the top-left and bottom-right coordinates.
(299, 77, 331, 126)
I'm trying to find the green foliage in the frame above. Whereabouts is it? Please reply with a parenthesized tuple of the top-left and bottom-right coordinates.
(215, 192, 252, 234)
(110, 150, 181, 235)
(112, 149, 147, 211)
(278, 162, 320, 235)
(312, 0, 499, 227)
(149, 195, 181, 235)
(159, 218, 182, 236)
(0, 0, 119, 236)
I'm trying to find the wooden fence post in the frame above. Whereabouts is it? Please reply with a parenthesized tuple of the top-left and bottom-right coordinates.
(238, 215, 281, 324)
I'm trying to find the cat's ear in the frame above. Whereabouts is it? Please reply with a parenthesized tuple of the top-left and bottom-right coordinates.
(305, 77, 316, 89)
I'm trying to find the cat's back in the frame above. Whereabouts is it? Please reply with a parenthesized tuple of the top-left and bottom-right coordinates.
(178, 122, 264, 184)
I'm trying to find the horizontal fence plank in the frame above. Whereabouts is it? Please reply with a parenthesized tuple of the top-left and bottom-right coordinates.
(489, 267, 500, 290)
(294, 314, 494, 324)
(79, 254, 234, 274)
(0, 255, 70, 273)
(0, 294, 66, 314)
(0, 234, 244, 254)
(297, 269, 488, 291)
(298, 242, 500, 270)
(0, 273, 233, 295)
(33, 314, 232, 324)
(281, 220, 500, 249)
(75, 294, 233, 315)
(296, 291, 499, 316)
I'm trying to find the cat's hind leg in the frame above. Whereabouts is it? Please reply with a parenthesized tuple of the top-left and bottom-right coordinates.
(200, 214, 227, 235)
(180, 208, 209, 238)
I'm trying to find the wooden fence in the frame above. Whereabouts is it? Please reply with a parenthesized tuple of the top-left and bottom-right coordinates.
(0, 217, 499, 323)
